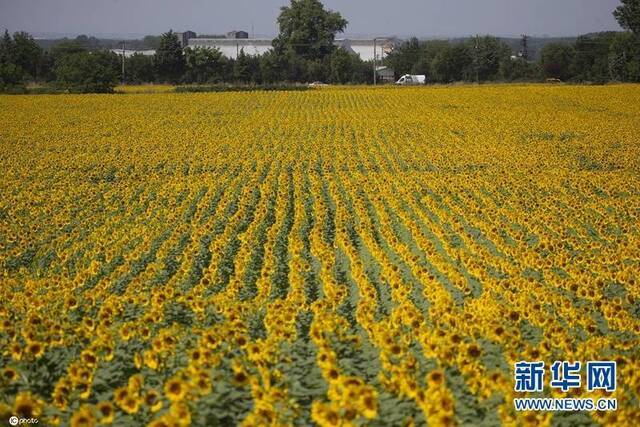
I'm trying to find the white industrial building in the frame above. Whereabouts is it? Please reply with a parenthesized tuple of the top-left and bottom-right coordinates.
(114, 31, 397, 61)
(188, 36, 396, 61)
(110, 49, 156, 58)
(187, 38, 274, 58)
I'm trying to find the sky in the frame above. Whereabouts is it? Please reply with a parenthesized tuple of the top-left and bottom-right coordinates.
(0, 0, 623, 39)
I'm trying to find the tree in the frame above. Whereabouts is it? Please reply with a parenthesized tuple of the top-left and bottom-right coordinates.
(233, 49, 252, 82)
(569, 33, 617, 82)
(385, 38, 423, 78)
(126, 53, 155, 83)
(608, 31, 640, 81)
(54, 50, 119, 93)
(273, 0, 347, 61)
(260, 50, 287, 83)
(183, 47, 225, 84)
(614, 0, 640, 34)
(540, 42, 576, 80)
(0, 30, 16, 65)
(432, 43, 473, 83)
(306, 58, 329, 82)
(499, 57, 541, 81)
(154, 30, 185, 83)
(467, 35, 511, 81)
(329, 48, 354, 83)
(12, 31, 42, 80)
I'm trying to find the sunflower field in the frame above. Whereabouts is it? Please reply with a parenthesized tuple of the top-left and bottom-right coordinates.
(1, 85, 639, 426)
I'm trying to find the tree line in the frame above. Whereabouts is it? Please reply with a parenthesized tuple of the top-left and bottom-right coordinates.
(1, 0, 639, 93)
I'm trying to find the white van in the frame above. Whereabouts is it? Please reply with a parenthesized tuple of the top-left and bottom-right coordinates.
(395, 74, 426, 85)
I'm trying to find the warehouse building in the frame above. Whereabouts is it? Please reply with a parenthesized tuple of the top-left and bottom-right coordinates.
(176, 30, 197, 47)
(187, 35, 396, 60)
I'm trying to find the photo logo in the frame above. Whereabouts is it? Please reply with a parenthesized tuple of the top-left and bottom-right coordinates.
(513, 361, 617, 412)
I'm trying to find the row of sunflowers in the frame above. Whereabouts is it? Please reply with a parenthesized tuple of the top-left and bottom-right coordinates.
(1, 85, 639, 426)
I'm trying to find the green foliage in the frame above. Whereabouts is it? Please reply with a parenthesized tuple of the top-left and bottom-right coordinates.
(386, 36, 511, 83)
(0, 30, 39, 91)
(125, 53, 155, 83)
(541, 42, 576, 80)
(329, 48, 354, 83)
(608, 31, 640, 82)
(571, 33, 617, 82)
(432, 43, 473, 83)
(614, 0, 640, 34)
(273, 0, 348, 60)
(233, 49, 261, 83)
(468, 35, 512, 81)
(54, 50, 119, 93)
(154, 30, 185, 83)
(499, 57, 542, 81)
(183, 46, 225, 84)
(12, 31, 42, 79)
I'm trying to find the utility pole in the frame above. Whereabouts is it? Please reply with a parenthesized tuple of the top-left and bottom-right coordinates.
(520, 34, 529, 61)
(373, 38, 377, 85)
(474, 35, 479, 83)
(121, 40, 126, 85)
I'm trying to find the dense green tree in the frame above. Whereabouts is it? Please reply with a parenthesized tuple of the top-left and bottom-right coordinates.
(233, 49, 251, 82)
(50, 41, 86, 63)
(183, 47, 225, 83)
(540, 42, 576, 80)
(0, 30, 15, 64)
(273, 0, 347, 60)
(125, 53, 155, 83)
(37, 50, 56, 82)
(154, 30, 185, 83)
(54, 50, 119, 92)
(614, 0, 640, 34)
(432, 44, 473, 83)
(231, 50, 261, 83)
(385, 38, 423, 78)
(0, 62, 23, 90)
(260, 50, 287, 83)
(74, 34, 101, 49)
(608, 31, 640, 81)
(570, 33, 617, 82)
(12, 31, 42, 80)
(305, 58, 329, 82)
(329, 48, 354, 83)
(499, 57, 541, 81)
(467, 35, 511, 81)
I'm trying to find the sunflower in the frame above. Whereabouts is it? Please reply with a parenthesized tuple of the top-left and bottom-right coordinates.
(144, 350, 160, 370)
(148, 417, 171, 427)
(164, 377, 188, 402)
(13, 392, 43, 419)
(27, 338, 48, 357)
(192, 373, 212, 395)
(81, 350, 98, 368)
(127, 374, 144, 394)
(2, 367, 17, 383)
(96, 401, 114, 424)
(169, 402, 191, 426)
(120, 395, 140, 415)
(144, 389, 163, 412)
(76, 381, 92, 400)
(9, 342, 22, 361)
(113, 386, 130, 407)
(70, 405, 95, 427)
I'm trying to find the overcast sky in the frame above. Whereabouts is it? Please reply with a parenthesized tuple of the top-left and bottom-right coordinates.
(0, 0, 623, 39)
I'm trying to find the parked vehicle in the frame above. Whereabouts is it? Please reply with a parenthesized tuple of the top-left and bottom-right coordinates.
(395, 74, 426, 85)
